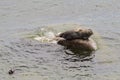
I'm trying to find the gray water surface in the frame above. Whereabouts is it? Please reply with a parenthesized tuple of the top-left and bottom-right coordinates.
(0, 0, 120, 80)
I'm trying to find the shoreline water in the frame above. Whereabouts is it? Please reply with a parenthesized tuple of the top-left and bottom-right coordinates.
(0, 0, 120, 80)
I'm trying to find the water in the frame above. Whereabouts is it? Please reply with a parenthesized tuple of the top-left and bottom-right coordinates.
(0, 0, 120, 80)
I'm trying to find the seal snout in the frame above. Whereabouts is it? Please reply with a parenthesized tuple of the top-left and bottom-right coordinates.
(86, 29, 93, 37)
(88, 29, 93, 35)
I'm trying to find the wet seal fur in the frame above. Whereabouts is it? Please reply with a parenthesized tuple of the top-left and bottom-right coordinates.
(57, 38, 97, 51)
(58, 28, 93, 40)
(56, 28, 97, 51)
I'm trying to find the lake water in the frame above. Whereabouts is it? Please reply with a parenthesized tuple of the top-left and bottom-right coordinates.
(0, 0, 120, 80)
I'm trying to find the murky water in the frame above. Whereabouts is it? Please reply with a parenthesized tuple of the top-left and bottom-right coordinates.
(0, 0, 120, 80)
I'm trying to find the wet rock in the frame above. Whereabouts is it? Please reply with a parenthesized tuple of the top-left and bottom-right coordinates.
(8, 69, 15, 75)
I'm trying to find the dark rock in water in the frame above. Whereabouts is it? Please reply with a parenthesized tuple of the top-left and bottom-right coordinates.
(58, 28, 93, 40)
(8, 69, 15, 75)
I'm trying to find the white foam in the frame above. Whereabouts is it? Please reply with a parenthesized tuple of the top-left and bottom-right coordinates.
(44, 31, 55, 39)
(34, 31, 57, 43)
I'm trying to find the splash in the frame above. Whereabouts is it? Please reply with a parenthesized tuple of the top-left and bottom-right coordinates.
(32, 24, 82, 43)
(26, 24, 100, 50)
(34, 30, 57, 43)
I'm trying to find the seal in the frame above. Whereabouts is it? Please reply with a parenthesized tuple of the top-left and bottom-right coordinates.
(57, 38, 97, 51)
(56, 28, 97, 51)
(58, 28, 93, 40)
